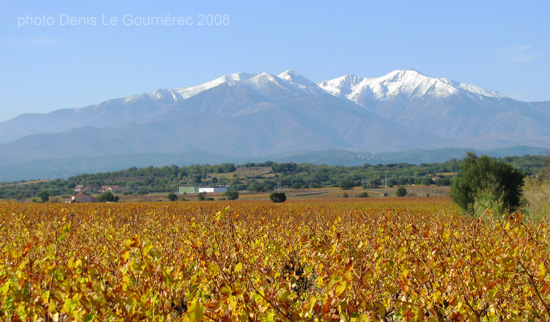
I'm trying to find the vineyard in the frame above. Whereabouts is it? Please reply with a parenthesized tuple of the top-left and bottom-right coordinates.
(1, 198, 549, 321)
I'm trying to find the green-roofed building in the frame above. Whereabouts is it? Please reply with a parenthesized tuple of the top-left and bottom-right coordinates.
(179, 186, 199, 194)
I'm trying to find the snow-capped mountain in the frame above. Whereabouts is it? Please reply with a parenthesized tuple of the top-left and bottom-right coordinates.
(319, 70, 550, 146)
(318, 69, 506, 102)
(0, 69, 548, 178)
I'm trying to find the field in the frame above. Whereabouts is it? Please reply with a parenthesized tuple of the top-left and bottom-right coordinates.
(1, 198, 550, 321)
(118, 186, 451, 203)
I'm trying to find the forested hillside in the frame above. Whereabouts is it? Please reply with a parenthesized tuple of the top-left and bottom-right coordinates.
(0, 155, 546, 201)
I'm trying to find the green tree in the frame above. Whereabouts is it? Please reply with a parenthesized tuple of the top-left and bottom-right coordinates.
(396, 187, 407, 197)
(269, 192, 287, 203)
(137, 188, 149, 196)
(37, 191, 50, 203)
(450, 152, 524, 215)
(291, 183, 302, 190)
(421, 177, 433, 186)
(99, 191, 119, 202)
(198, 193, 205, 201)
(223, 190, 239, 200)
(338, 179, 355, 190)
(167, 193, 178, 201)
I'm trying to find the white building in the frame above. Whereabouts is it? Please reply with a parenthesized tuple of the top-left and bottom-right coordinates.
(198, 186, 229, 193)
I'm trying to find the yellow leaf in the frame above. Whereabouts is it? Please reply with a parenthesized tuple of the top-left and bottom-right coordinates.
(228, 295, 237, 312)
(335, 281, 347, 297)
(62, 298, 78, 314)
(188, 298, 204, 322)
(49, 299, 57, 313)
(235, 262, 243, 272)
(40, 291, 50, 304)
(142, 244, 154, 257)
(221, 285, 232, 296)
(308, 296, 317, 311)
(125, 235, 141, 248)
(68, 257, 75, 269)
(539, 262, 547, 277)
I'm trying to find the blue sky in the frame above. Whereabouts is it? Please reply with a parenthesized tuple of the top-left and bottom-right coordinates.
(0, 0, 548, 122)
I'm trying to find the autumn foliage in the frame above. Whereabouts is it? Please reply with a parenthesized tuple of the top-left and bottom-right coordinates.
(1, 199, 549, 321)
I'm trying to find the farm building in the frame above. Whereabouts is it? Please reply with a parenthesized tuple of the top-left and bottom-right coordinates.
(98, 185, 120, 193)
(179, 187, 199, 194)
(74, 185, 93, 193)
(199, 186, 229, 193)
(70, 193, 99, 203)
(178, 186, 229, 194)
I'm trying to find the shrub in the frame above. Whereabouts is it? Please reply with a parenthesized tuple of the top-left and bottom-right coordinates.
(396, 187, 407, 197)
(223, 190, 239, 200)
(356, 192, 369, 198)
(167, 193, 178, 201)
(450, 152, 524, 216)
(270, 192, 287, 203)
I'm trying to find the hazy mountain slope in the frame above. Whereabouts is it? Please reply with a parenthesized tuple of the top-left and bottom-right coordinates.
(528, 101, 550, 116)
(0, 96, 439, 164)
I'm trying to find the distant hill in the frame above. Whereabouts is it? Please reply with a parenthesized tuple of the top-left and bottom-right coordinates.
(0, 146, 546, 181)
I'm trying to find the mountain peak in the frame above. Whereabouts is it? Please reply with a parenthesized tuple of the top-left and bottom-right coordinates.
(277, 70, 316, 86)
(278, 69, 300, 78)
(388, 69, 424, 76)
(382, 69, 427, 83)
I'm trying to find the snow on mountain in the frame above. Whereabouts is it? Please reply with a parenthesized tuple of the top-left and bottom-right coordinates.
(318, 69, 507, 106)
(167, 70, 322, 100)
(121, 72, 257, 105)
(278, 70, 319, 88)
(317, 74, 366, 97)
(134, 71, 325, 104)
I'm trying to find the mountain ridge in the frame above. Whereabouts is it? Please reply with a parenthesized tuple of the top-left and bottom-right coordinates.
(0, 69, 548, 180)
